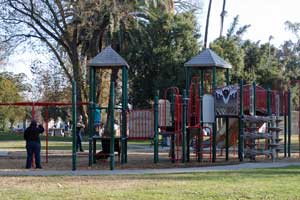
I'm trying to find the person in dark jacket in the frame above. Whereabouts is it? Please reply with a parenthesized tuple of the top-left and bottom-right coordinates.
(76, 115, 85, 152)
(24, 120, 44, 169)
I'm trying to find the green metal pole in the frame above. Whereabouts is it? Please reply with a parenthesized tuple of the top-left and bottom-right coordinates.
(154, 90, 159, 163)
(88, 67, 95, 166)
(92, 67, 97, 164)
(121, 67, 128, 164)
(201, 70, 205, 96)
(225, 68, 230, 161)
(212, 67, 217, 162)
(284, 109, 287, 157)
(182, 89, 188, 163)
(171, 93, 175, 163)
(266, 87, 272, 160)
(110, 81, 115, 170)
(267, 87, 272, 137)
(199, 70, 204, 162)
(288, 89, 291, 157)
(200, 70, 204, 121)
(185, 68, 191, 93)
(198, 83, 202, 162)
(125, 68, 128, 163)
(72, 80, 77, 171)
(238, 79, 244, 161)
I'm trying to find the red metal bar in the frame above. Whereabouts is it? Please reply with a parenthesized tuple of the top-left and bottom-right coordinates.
(243, 85, 251, 111)
(201, 128, 204, 161)
(271, 90, 277, 114)
(31, 105, 35, 168)
(161, 87, 182, 161)
(256, 87, 267, 113)
(0, 101, 89, 106)
(175, 94, 183, 161)
(187, 76, 200, 127)
(233, 131, 236, 158)
(31, 105, 35, 120)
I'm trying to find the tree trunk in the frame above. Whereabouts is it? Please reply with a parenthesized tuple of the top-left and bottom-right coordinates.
(103, 68, 119, 137)
(71, 53, 87, 130)
(204, 0, 213, 49)
(220, 0, 226, 37)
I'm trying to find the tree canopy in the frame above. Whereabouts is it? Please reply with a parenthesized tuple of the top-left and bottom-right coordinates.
(1, 1, 300, 111)
(0, 73, 27, 129)
(124, 9, 200, 107)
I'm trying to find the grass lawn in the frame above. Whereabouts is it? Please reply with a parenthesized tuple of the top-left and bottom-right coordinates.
(0, 132, 152, 151)
(0, 166, 300, 200)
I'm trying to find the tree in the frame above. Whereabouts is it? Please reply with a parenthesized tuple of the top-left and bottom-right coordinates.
(0, 1, 180, 124)
(220, 0, 227, 37)
(0, 73, 26, 130)
(210, 16, 250, 83)
(31, 64, 71, 122)
(126, 11, 199, 106)
(278, 21, 300, 107)
(204, 0, 213, 48)
(282, 21, 300, 81)
(0, 0, 141, 118)
(124, 8, 200, 107)
(210, 37, 244, 84)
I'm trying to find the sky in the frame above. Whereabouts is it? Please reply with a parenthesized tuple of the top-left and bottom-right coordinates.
(201, 0, 300, 46)
(2, 0, 300, 77)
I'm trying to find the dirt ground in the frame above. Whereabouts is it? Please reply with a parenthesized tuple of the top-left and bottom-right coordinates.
(1, 146, 299, 170)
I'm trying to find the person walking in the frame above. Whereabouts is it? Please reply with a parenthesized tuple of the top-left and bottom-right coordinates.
(76, 115, 85, 152)
(24, 120, 44, 169)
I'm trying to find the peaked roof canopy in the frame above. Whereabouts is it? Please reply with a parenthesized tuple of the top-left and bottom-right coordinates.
(184, 48, 231, 69)
(88, 46, 129, 68)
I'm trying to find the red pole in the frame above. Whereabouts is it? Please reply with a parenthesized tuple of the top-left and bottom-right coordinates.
(201, 128, 204, 161)
(31, 104, 35, 120)
(45, 106, 49, 163)
(233, 132, 236, 158)
(31, 104, 35, 168)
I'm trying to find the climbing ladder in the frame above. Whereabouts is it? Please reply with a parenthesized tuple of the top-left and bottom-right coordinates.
(243, 115, 282, 161)
(160, 87, 183, 162)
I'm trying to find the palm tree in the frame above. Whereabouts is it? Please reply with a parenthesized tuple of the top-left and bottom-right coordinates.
(103, 0, 173, 135)
(204, 0, 213, 49)
(220, 0, 227, 37)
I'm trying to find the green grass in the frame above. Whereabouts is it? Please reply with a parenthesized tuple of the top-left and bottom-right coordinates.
(1, 166, 300, 199)
(0, 132, 151, 151)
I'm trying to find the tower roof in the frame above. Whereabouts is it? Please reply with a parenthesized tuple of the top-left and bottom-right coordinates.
(184, 48, 231, 69)
(88, 46, 129, 68)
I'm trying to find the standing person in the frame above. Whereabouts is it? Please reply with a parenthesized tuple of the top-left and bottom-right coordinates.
(76, 115, 85, 152)
(24, 120, 44, 169)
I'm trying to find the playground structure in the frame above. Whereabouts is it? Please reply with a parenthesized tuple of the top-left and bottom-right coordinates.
(0, 46, 298, 171)
(85, 46, 295, 170)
